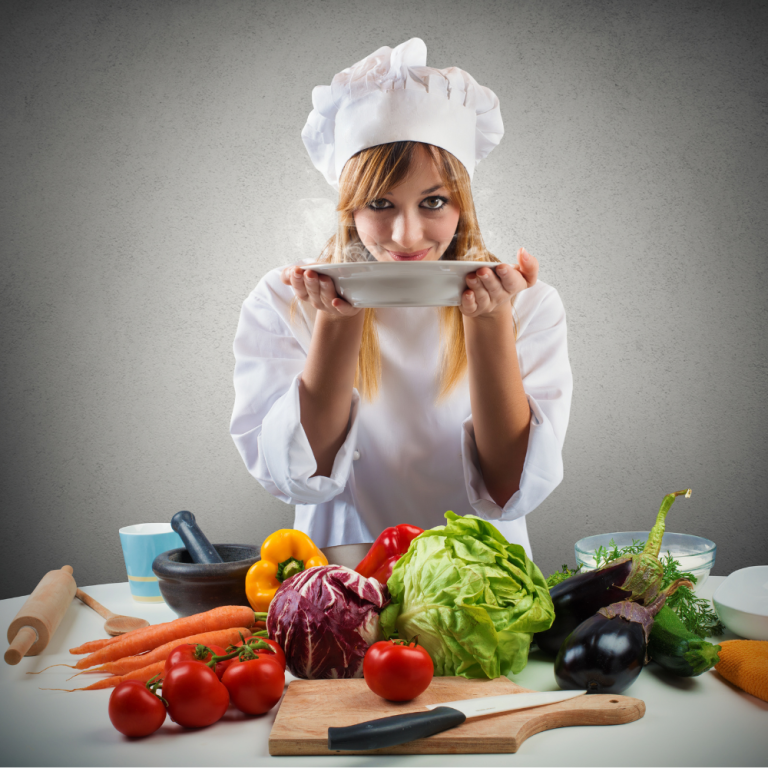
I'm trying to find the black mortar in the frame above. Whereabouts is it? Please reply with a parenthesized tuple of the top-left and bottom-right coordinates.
(152, 544, 259, 618)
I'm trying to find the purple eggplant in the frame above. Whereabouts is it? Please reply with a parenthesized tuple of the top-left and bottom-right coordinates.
(535, 489, 691, 657)
(555, 578, 692, 694)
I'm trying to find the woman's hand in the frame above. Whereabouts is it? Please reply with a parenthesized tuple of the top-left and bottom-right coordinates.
(460, 247, 538, 318)
(281, 266, 362, 318)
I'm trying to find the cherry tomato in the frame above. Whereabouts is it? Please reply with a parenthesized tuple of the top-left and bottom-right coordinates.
(163, 661, 229, 728)
(221, 656, 285, 715)
(364, 638, 434, 702)
(108, 680, 166, 738)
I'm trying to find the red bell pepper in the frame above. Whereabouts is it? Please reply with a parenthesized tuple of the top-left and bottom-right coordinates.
(355, 524, 424, 584)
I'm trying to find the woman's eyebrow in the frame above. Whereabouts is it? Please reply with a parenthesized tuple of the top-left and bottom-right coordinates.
(380, 184, 445, 198)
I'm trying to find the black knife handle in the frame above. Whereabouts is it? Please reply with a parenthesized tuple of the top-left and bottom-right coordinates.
(328, 706, 467, 751)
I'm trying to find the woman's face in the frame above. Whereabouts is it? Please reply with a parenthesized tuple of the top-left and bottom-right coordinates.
(352, 145, 461, 261)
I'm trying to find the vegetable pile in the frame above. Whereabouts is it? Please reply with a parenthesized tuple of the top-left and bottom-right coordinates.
(105, 635, 286, 736)
(380, 512, 555, 679)
(41, 494, 734, 740)
(540, 489, 725, 693)
(554, 578, 691, 693)
(535, 489, 690, 657)
(35, 603, 288, 738)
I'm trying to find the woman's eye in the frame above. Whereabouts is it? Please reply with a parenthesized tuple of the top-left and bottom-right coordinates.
(422, 196, 448, 210)
(368, 199, 391, 210)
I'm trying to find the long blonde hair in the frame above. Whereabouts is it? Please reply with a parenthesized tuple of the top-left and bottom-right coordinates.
(299, 141, 513, 400)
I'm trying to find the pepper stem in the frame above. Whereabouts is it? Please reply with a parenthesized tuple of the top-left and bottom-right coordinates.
(277, 557, 304, 582)
(643, 489, 692, 557)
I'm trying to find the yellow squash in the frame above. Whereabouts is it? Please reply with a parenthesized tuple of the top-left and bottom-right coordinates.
(245, 529, 328, 612)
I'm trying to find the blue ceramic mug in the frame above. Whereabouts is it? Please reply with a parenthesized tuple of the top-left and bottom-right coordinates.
(119, 523, 184, 602)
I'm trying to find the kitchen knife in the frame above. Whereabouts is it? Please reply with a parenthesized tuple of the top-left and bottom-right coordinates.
(327, 689, 586, 751)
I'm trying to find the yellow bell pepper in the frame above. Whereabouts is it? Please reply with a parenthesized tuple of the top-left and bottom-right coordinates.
(245, 529, 328, 612)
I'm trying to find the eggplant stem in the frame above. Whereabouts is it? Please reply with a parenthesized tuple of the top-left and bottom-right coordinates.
(643, 489, 692, 557)
(645, 577, 694, 618)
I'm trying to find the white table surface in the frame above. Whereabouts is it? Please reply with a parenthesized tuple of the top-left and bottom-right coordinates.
(1, 576, 766, 767)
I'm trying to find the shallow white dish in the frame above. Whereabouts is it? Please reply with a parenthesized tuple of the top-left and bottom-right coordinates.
(308, 260, 499, 307)
(712, 566, 768, 640)
(574, 531, 716, 592)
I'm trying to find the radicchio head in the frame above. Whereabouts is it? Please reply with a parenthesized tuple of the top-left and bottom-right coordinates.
(266, 564, 389, 679)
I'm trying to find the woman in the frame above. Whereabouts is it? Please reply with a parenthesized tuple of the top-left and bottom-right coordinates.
(230, 39, 572, 557)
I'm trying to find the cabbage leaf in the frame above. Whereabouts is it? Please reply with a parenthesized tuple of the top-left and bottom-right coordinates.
(380, 512, 555, 679)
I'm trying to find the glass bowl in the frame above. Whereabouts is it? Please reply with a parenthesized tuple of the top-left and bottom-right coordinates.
(574, 532, 716, 592)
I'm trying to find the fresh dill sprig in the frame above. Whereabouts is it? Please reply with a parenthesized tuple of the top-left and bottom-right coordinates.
(546, 564, 583, 588)
(657, 552, 726, 637)
(547, 539, 725, 637)
(592, 539, 644, 567)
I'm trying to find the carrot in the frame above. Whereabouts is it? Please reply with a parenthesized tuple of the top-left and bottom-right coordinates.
(714, 639, 768, 702)
(69, 620, 155, 654)
(77, 627, 252, 676)
(74, 605, 255, 669)
(44, 661, 167, 692)
(69, 636, 123, 655)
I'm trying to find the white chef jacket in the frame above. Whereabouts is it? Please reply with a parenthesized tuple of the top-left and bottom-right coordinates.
(230, 264, 572, 559)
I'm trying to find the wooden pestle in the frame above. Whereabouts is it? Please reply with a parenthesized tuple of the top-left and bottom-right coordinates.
(5, 565, 77, 665)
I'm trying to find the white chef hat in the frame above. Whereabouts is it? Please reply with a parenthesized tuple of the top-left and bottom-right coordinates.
(301, 38, 504, 190)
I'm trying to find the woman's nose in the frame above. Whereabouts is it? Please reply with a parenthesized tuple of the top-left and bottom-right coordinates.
(390, 209, 423, 249)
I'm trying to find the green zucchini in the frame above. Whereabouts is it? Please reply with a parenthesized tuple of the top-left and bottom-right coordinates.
(648, 605, 721, 676)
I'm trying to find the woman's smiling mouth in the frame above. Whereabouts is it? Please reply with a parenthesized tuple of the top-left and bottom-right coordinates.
(387, 248, 431, 261)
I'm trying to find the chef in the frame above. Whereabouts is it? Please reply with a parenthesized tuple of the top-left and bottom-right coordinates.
(230, 38, 572, 558)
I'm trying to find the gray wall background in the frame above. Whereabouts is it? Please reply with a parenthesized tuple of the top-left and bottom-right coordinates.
(2, 0, 766, 600)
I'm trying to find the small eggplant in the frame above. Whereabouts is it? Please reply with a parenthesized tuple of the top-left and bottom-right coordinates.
(554, 578, 692, 694)
(535, 489, 691, 656)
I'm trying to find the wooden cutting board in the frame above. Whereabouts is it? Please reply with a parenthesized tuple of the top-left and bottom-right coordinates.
(268, 677, 645, 755)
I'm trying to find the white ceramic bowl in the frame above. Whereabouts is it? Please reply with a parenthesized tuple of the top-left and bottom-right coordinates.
(712, 566, 768, 640)
(574, 531, 716, 592)
(309, 260, 500, 307)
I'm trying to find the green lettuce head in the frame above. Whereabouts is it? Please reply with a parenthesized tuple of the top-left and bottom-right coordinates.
(379, 512, 555, 679)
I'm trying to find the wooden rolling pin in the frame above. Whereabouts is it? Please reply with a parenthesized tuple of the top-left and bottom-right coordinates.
(5, 565, 77, 665)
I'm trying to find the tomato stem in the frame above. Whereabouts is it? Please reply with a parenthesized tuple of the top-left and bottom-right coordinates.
(204, 638, 278, 668)
(145, 674, 168, 706)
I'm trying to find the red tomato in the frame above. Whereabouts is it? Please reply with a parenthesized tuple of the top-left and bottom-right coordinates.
(221, 656, 285, 715)
(206, 645, 229, 679)
(163, 661, 230, 728)
(218, 638, 286, 676)
(108, 680, 166, 738)
(364, 639, 434, 702)
(164, 643, 226, 677)
(251, 638, 286, 671)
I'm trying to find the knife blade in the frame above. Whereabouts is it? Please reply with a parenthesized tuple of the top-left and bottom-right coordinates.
(327, 689, 586, 751)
